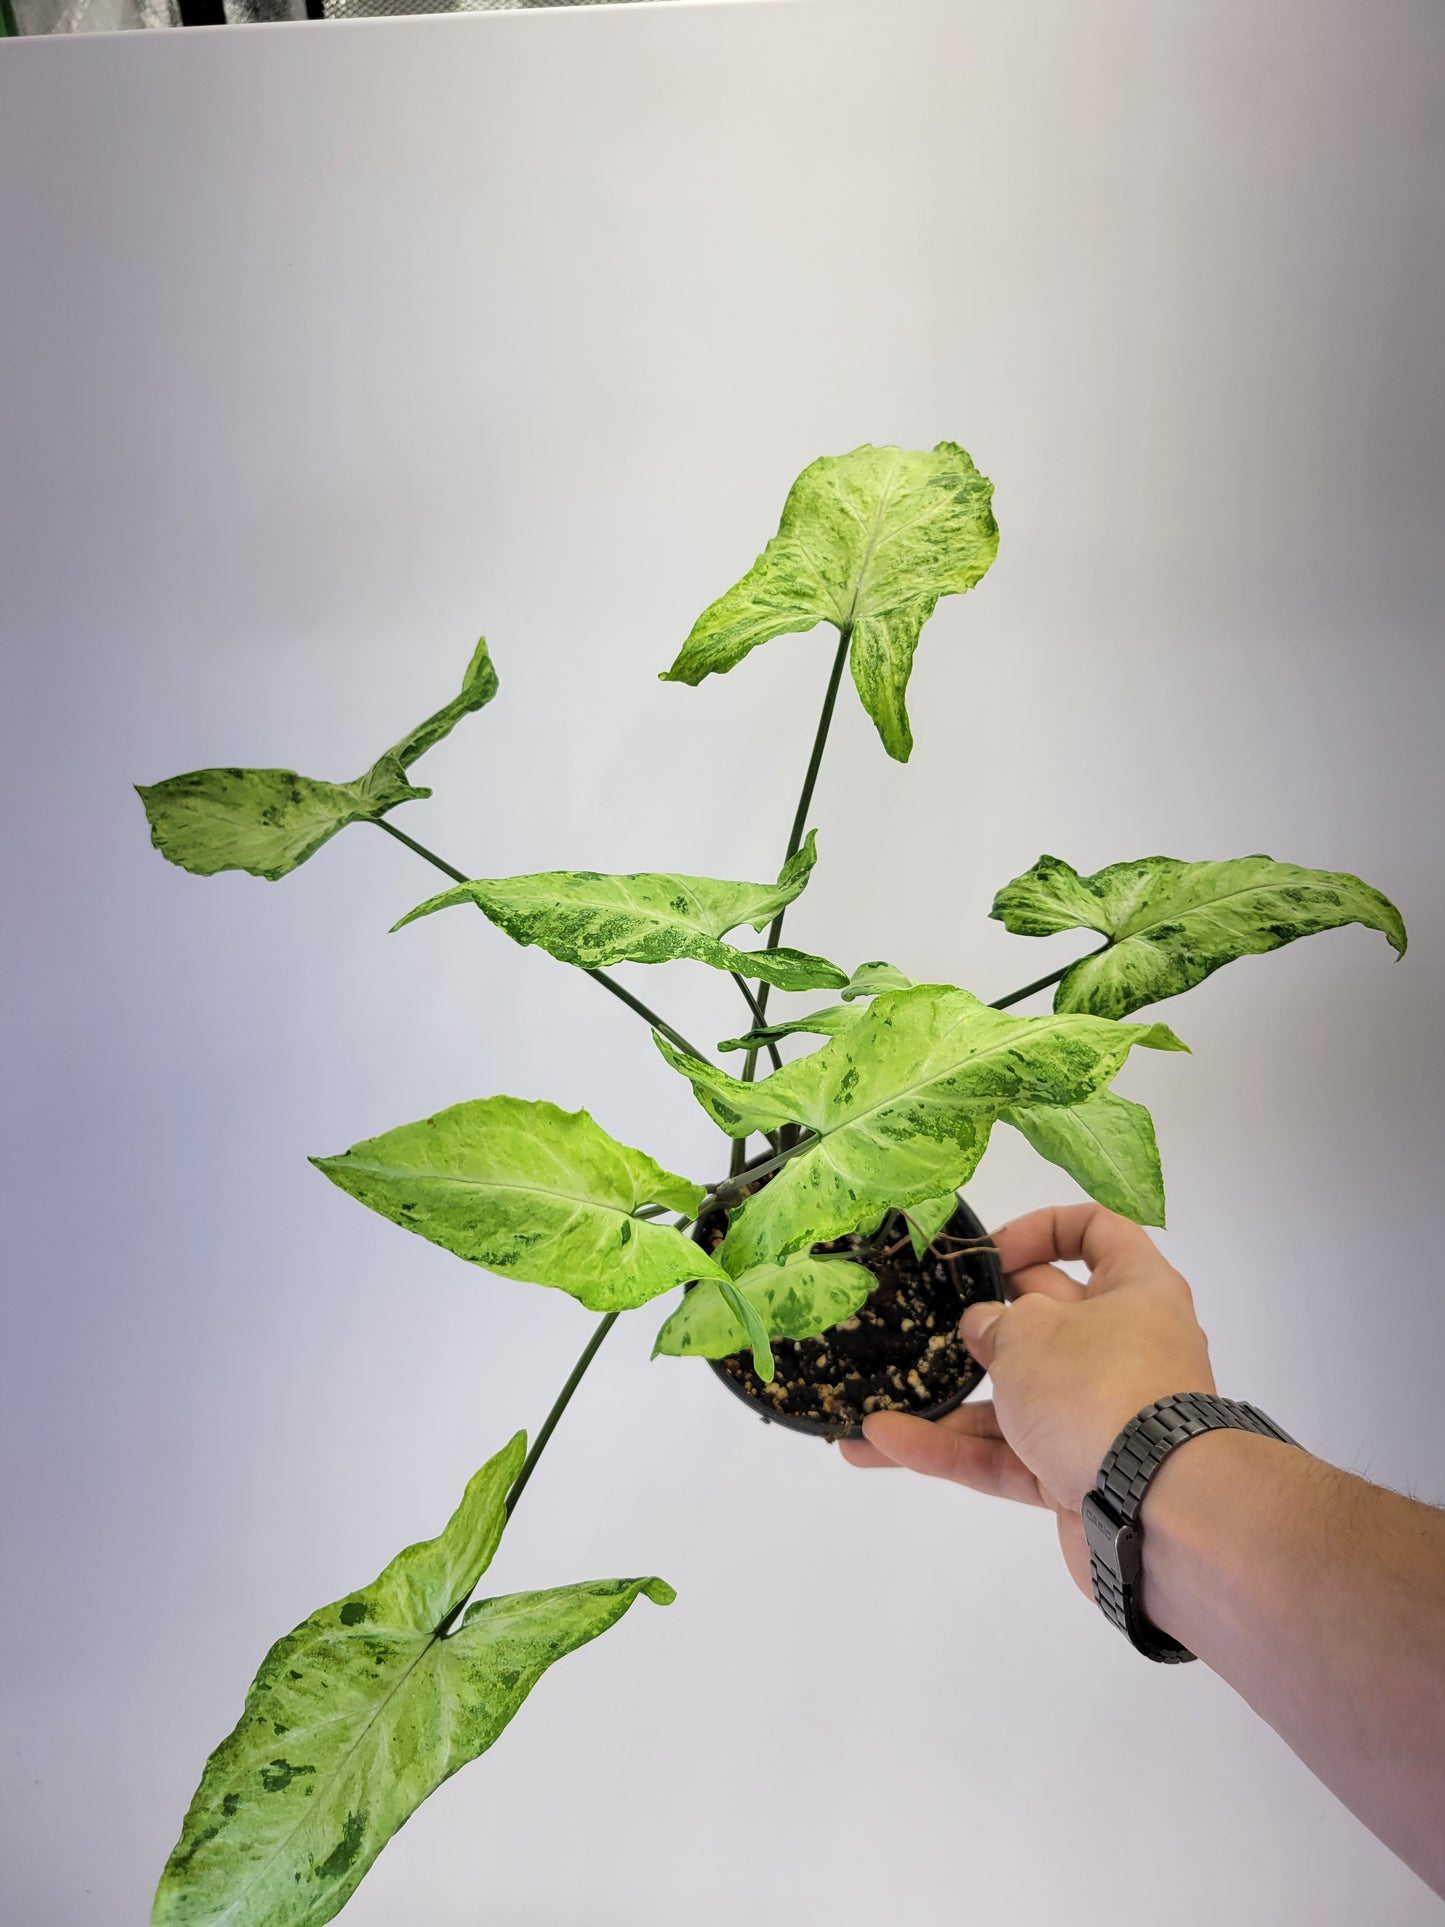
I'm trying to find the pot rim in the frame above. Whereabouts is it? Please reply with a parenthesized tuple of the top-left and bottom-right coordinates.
(698, 1192, 1002, 1442)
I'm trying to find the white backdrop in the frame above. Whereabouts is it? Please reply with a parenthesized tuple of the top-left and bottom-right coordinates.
(3, 3, 1443, 1922)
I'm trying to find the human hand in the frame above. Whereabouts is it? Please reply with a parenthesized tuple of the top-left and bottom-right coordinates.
(839, 1204, 1216, 1596)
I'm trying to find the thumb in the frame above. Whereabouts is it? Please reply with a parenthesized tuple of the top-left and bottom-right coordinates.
(960, 1300, 1004, 1368)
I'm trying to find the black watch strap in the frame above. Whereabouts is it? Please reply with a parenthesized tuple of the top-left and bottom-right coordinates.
(1082, 1392, 1298, 1664)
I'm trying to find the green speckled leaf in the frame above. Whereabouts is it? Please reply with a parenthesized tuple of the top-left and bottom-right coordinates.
(312, 1096, 725, 1312)
(393, 829, 845, 992)
(654, 1252, 875, 1360)
(903, 1193, 959, 1259)
(716, 1004, 862, 1054)
(716, 961, 916, 1053)
(839, 961, 914, 1000)
(1004, 1092, 1166, 1226)
(654, 1035, 806, 1137)
(387, 636, 499, 766)
(136, 638, 498, 881)
(991, 853, 1407, 1019)
(661, 443, 998, 761)
(689, 985, 1186, 1269)
(152, 1433, 672, 1927)
(713, 1277, 776, 1382)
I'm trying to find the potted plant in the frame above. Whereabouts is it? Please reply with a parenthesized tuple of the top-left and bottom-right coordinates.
(137, 441, 1406, 1927)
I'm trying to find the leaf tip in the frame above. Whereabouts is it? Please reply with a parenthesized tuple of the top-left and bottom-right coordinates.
(643, 1577, 677, 1607)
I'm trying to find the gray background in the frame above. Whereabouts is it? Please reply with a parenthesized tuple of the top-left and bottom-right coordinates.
(3, 2, 1443, 1921)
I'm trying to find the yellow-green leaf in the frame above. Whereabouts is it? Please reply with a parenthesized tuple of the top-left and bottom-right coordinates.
(152, 1433, 672, 1927)
(136, 638, 498, 881)
(902, 1193, 958, 1259)
(681, 985, 1187, 1269)
(312, 1096, 725, 1312)
(393, 829, 845, 992)
(991, 853, 1407, 1019)
(661, 443, 998, 761)
(1003, 1092, 1166, 1226)
(654, 1252, 875, 1361)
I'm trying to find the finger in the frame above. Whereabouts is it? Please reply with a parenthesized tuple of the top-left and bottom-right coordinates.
(931, 1397, 1006, 1441)
(838, 1400, 1005, 1469)
(992, 1203, 1160, 1285)
(959, 1300, 1005, 1367)
(837, 1437, 899, 1469)
(861, 1409, 1048, 1507)
(1004, 1260, 1086, 1305)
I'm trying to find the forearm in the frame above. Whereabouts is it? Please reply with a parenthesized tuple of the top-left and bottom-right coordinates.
(1140, 1430, 1445, 1897)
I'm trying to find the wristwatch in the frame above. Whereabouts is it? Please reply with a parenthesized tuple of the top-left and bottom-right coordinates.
(1081, 1392, 1299, 1663)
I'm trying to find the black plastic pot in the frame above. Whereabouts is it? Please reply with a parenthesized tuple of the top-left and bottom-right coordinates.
(696, 1193, 1003, 1443)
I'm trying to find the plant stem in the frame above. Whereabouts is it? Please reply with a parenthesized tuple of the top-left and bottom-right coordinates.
(505, 1312, 619, 1518)
(759, 624, 853, 977)
(728, 973, 783, 1074)
(373, 814, 470, 883)
(701, 1131, 817, 1218)
(737, 625, 853, 1101)
(435, 1309, 620, 1637)
(371, 815, 710, 1062)
(584, 968, 711, 1065)
(988, 944, 1110, 1011)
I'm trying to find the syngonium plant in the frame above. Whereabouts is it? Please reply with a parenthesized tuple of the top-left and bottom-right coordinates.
(137, 441, 1407, 1926)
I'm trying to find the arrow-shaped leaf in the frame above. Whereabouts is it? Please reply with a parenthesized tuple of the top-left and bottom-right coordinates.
(990, 853, 1407, 1020)
(393, 829, 846, 993)
(312, 1096, 726, 1312)
(1003, 1092, 1166, 1227)
(670, 985, 1187, 1270)
(152, 1433, 673, 1927)
(660, 443, 998, 762)
(137, 637, 499, 881)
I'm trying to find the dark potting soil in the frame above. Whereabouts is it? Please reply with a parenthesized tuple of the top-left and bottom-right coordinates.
(696, 1197, 999, 1432)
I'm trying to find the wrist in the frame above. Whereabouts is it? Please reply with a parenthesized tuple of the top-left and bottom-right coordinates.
(1136, 1428, 1328, 1653)
(1080, 1393, 1301, 1663)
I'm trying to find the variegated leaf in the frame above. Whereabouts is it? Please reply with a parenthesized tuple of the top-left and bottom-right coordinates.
(716, 1004, 863, 1054)
(312, 1096, 726, 1312)
(653, 1035, 804, 1138)
(654, 1252, 875, 1360)
(991, 853, 1407, 1019)
(839, 961, 914, 1000)
(152, 1433, 672, 1927)
(393, 829, 845, 992)
(712, 1277, 777, 1382)
(902, 1193, 959, 1259)
(137, 638, 498, 881)
(687, 985, 1187, 1269)
(716, 961, 915, 1053)
(660, 443, 998, 761)
(1003, 1092, 1166, 1227)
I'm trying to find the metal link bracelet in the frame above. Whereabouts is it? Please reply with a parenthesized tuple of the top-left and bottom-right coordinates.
(1081, 1393, 1300, 1662)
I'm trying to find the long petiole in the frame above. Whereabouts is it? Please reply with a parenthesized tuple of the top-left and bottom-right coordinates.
(504, 1311, 619, 1520)
(371, 815, 711, 1062)
(988, 943, 1110, 1012)
(435, 1309, 620, 1637)
(738, 625, 853, 1094)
